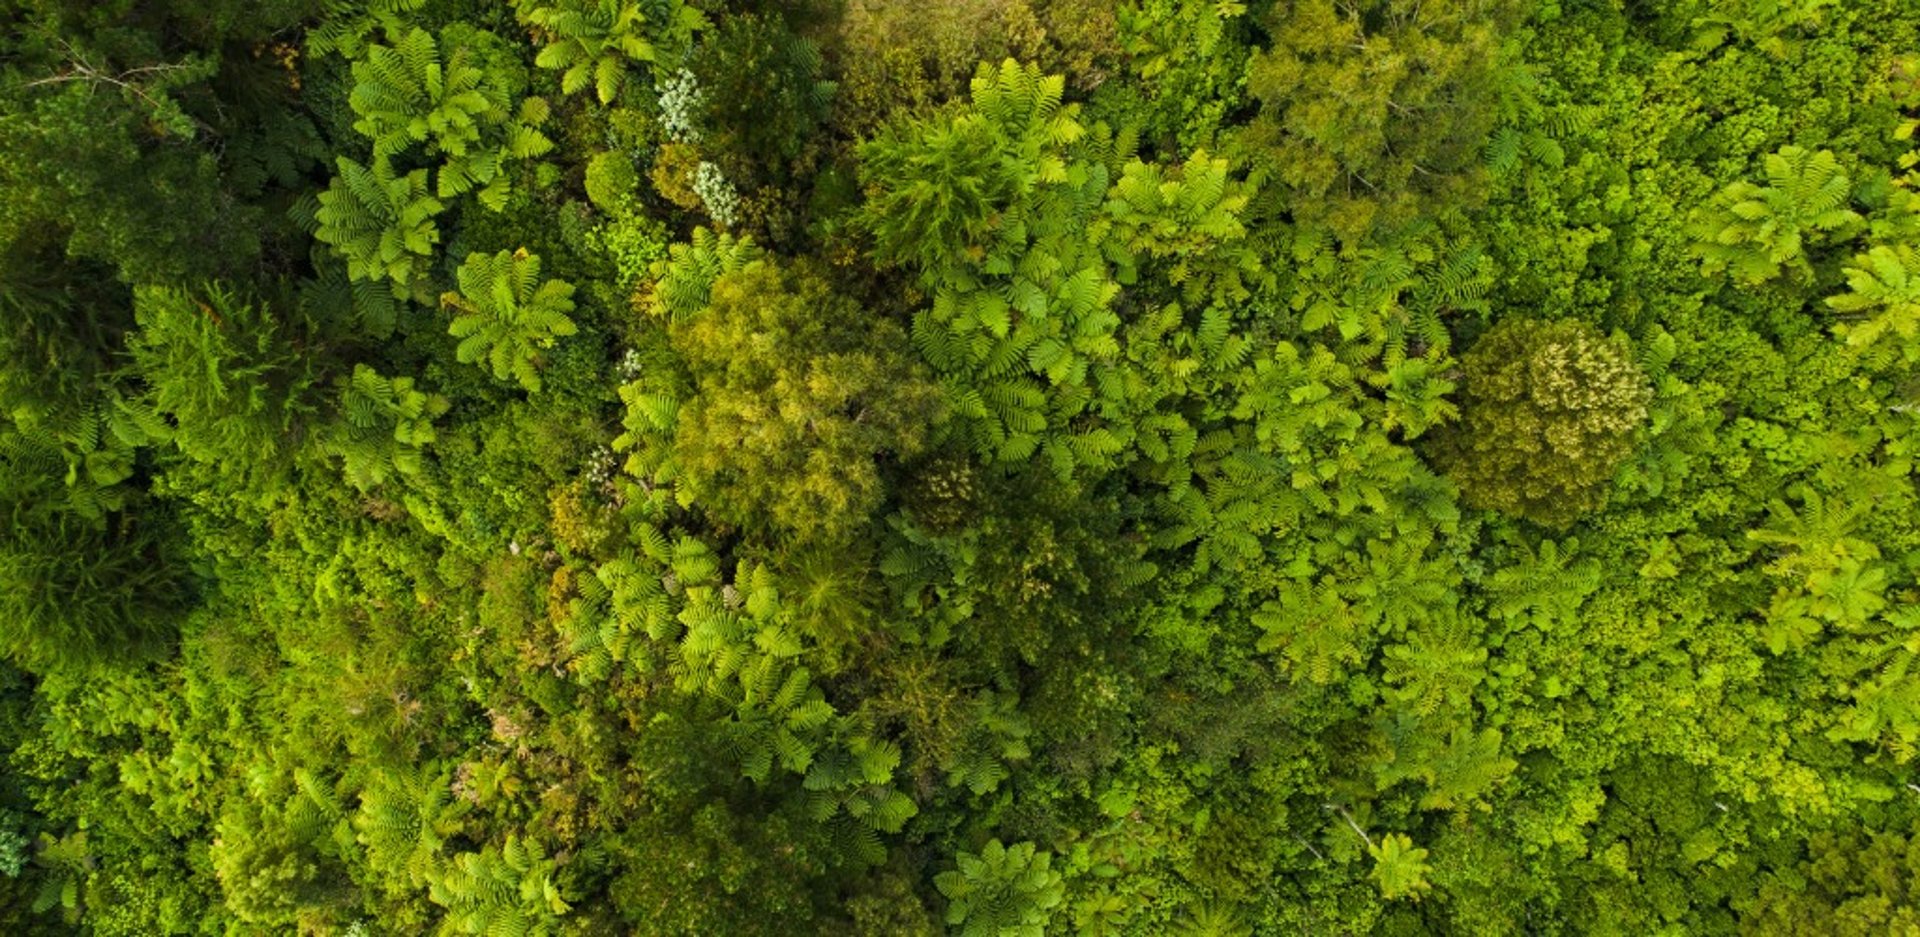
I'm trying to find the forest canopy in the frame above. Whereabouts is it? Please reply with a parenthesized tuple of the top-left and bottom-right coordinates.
(2, 0, 1919, 933)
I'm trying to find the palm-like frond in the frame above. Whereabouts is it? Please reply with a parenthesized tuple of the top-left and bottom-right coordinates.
(442, 249, 577, 391)
(1690, 145, 1862, 284)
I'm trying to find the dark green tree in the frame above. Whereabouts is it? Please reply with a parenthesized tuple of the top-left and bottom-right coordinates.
(126, 285, 321, 486)
(686, 13, 834, 187)
(0, 509, 185, 671)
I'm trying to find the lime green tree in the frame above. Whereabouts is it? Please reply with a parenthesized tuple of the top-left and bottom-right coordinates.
(1369, 833, 1433, 901)
(1246, 0, 1523, 241)
(625, 249, 942, 541)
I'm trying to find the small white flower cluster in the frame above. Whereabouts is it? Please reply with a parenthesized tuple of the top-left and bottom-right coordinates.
(694, 160, 739, 227)
(658, 69, 703, 144)
(618, 347, 644, 381)
(585, 445, 617, 492)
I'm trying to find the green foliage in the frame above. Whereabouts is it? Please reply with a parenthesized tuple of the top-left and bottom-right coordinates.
(583, 150, 637, 212)
(1689, 146, 1864, 285)
(515, 0, 705, 104)
(1435, 318, 1652, 526)
(10, 3, 1920, 934)
(312, 156, 445, 301)
(858, 59, 1085, 276)
(443, 249, 578, 392)
(645, 227, 762, 321)
(859, 59, 1253, 478)
(321, 364, 448, 490)
(1740, 820, 1920, 934)
(351, 28, 504, 162)
(687, 13, 835, 185)
(0, 0, 305, 286)
(1246, 0, 1522, 241)
(1103, 151, 1252, 297)
(832, 0, 1089, 139)
(935, 839, 1064, 937)
(0, 812, 26, 879)
(0, 388, 168, 520)
(209, 798, 332, 929)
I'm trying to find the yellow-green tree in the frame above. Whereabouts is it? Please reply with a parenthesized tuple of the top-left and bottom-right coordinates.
(1246, 0, 1522, 242)
(1434, 318, 1651, 526)
(639, 255, 943, 541)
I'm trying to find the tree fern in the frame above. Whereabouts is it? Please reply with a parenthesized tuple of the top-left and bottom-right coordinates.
(313, 156, 444, 301)
(428, 835, 571, 936)
(307, 0, 427, 60)
(2, 390, 167, 520)
(1690, 145, 1862, 285)
(353, 764, 469, 890)
(1368, 833, 1432, 900)
(935, 839, 1064, 937)
(321, 364, 448, 490)
(349, 27, 554, 211)
(645, 227, 760, 321)
(1103, 150, 1256, 304)
(350, 29, 504, 160)
(942, 691, 1032, 796)
(1484, 539, 1602, 631)
(1827, 243, 1920, 362)
(1253, 579, 1366, 685)
(442, 249, 577, 392)
(515, 0, 705, 104)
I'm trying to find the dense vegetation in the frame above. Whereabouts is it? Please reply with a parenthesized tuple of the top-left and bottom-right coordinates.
(2, 1, 1918, 933)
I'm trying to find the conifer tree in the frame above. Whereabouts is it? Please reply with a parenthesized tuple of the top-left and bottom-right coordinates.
(126, 285, 320, 485)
